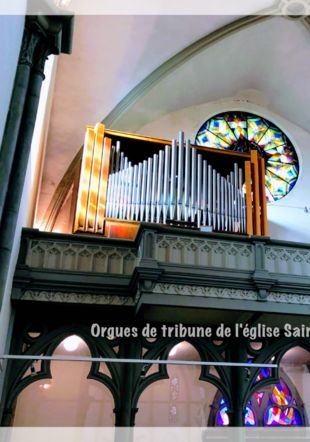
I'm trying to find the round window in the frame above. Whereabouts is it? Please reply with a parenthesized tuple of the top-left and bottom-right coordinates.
(195, 112, 299, 202)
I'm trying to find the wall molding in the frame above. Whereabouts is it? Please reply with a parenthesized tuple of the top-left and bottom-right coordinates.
(20, 290, 136, 305)
(152, 283, 258, 301)
(267, 291, 310, 305)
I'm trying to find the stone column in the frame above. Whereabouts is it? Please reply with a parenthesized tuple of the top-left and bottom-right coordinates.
(228, 338, 247, 427)
(115, 338, 140, 427)
(0, 15, 74, 309)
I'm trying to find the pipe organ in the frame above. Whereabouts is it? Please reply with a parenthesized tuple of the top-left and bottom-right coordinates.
(74, 123, 268, 240)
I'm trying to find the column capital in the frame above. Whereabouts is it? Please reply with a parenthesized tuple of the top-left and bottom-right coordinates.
(26, 14, 74, 55)
(18, 14, 74, 77)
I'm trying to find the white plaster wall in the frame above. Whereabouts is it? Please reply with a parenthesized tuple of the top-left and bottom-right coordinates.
(30, 55, 58, 227)
(138, 95, 310, 243)
(0, 11, 26, 401)
(0, 14, 25, 148)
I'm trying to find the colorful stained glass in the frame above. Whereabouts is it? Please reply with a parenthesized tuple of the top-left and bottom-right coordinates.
(227, 115, 247, 140)
(207, 117, 236, 145)
(216, 398, 229, 426)
(196, 128, 230, 149)
(271, 381, 292, 406)
(267, 153, 296, 165)
(258, 128, 286, 149)
(267, 164, 298, 183)
(214, 375, 303, 427)
(265, 170, 291, 201)
(254, 392, 264, 406)
(215, 382, 303, 427)
(195, 112, 299, 202)
(248, 117, 269, 143)
(255, 367, 271, 383)
(265, 407, 302, 426)
(265, 379, 302, 426)
(245, 405, 256, 426)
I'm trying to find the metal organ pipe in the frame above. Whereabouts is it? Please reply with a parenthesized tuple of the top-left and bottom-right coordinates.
(212, 169, 216, 229)
(224, 178, 228, 231)
(184, 139, 190, 220)
(115, 141, 120, 172)
(120, 151, 124, 171)
(104, 134, 247, 234)
(207, 164, 212, 227)
(229, 171, 234, 230)
(221, 176, 225, 229)
(177, 132, 184, 221)
(111, 171, 118, 218)
(131, 165, 138, 220)
(157, 150, 164, 223)
(170, 140, 177, 220)
(191, 147, 197, 223)
(151, 154, 158, 222)
(197, 154, 202, 227)
(163, 145, 170, 224)
(202, 160, 207, 227)
(136, 160, 147, 221)
(118, 167, 125, 219)
(110, 145, 115, 174)
(216, 172, 220, 229)
(106, 172, 113, 218)
(126, 165, 133, 220)
(145, 158, 152, 222)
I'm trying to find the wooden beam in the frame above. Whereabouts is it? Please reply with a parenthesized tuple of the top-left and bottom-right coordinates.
(245, 161, 253, 236)
(85, 123, 105, 232)
(74, 126, 95, 232)
(251, 150, 261, 236)
(258, 157, 268, 236)
(96, 136, 112, 233)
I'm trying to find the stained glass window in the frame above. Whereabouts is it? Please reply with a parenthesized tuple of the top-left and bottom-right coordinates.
(255, 367, 271, 383)
(216, 398, 229, 426)
(211, 374, 304, 427)
(244, 404, 256, 426)
(254, 392, 264, 406)
(265, 406, 303, 426)
(271, 380, 292, 406)
(195, 112, 299, 202)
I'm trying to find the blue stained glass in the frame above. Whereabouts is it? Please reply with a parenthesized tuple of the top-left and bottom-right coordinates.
(216, 398, 229, 426)
(265, 407, 302, 426)
(227, 115, 247, 140)
(245, 405, 256, 426)
(255, 367, 271, 383)
(196, 128, 229, 149)
(195, 112, 299, 202)
(215, 381, 303, 428)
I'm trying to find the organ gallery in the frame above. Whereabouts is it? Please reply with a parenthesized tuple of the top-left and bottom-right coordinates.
(0, 11, 309, 436)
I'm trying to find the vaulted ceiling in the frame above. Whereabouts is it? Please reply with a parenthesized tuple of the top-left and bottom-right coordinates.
(37, 14, 310, 225)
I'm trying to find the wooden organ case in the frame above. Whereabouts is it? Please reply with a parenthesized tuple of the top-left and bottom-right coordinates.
(73, 123, 268, 240)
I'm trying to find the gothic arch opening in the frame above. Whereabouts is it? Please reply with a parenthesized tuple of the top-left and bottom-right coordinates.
(135, 341, 218, 427)
(13, 335, 115, 426)
(210, 345, 310, 427)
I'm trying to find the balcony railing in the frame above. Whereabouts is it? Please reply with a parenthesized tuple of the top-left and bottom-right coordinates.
(13, 226, 310, 313)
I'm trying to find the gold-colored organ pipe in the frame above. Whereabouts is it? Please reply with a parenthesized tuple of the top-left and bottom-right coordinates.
(74, 126, 95, 232)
